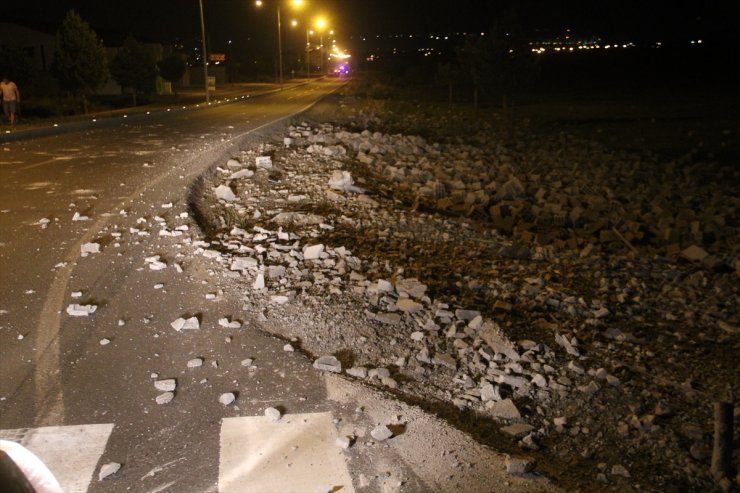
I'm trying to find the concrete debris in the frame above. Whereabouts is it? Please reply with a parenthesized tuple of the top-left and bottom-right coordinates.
(171, 317, 200, 331)
(98, 462, 121, 481)
(479, 322, 520, 361)
(487, 398, 522, 420)
(505, 456, 534, 475)
(154, 379, 177, 392)
(611, 465, 631, 478)
(80, 242, 100, 255)
(219, 393, 236, 406)
(336, 436, 352, 449)
(396, 298, 423, 313)
(66, 304, 97, 316)
(218, 318, 242, 329)
(214, 184, 237, 202)
(346, 367, 368, 378)
(231, 169, 254, 179)
(370, 425, 394, 442)
(303, 244, 325, 260)
(328, 170, 365, 193)
(555, 333, 580, 357)
(187, 358, 204, 368)
(480, 383, 501, 402)
(191, 112, 739, 491)
(145, 255, 167, 270)
(681, 245, 708, 262)
(264, 407, 282, 421)
(231, 257, 258, 271)
(313, 355, 342, 373)
(253, 273, 265, 290)
(155, 392, 174, 405)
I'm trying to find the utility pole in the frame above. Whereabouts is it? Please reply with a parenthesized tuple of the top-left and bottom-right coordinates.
(277, 6, 283, 88)
(306, 29, 311, 78)
(198, 0, 210, 103)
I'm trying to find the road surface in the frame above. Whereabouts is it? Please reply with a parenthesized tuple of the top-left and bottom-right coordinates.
(0, 80, 559, 493)
(0, 80, 357, 492)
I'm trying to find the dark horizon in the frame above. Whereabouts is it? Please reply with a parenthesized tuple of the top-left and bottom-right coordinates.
(2, 1, 737, 54)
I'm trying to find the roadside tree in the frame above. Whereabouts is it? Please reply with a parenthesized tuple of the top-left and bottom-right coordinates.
(110, 36, 157, 106)
(157, 54, 186, 95)
(52, 10, 108, 114)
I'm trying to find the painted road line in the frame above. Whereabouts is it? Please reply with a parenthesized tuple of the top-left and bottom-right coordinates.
(219, 412, 355, 493)
(0, 423, 114, 493)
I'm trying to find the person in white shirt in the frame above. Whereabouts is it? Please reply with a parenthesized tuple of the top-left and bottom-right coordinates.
(1, 77, 21, 126)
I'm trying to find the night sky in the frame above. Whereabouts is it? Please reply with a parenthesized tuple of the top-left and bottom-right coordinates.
(3, 1, 736, 53)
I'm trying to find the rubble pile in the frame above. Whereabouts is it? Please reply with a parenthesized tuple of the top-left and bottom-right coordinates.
(190, 104, 739, 491)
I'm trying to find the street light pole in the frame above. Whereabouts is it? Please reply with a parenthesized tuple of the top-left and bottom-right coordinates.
(277, 6, 283, 88)
(306, 29, 311, 77)
(198, 0, 209, 103)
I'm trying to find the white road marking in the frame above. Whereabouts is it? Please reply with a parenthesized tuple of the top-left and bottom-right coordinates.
(0, 423, 114, 493)
(219, 412, 355, 493)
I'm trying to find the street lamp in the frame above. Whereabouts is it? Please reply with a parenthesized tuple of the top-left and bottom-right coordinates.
(313, 17, 328, 75)
(256, 0, 303, 88)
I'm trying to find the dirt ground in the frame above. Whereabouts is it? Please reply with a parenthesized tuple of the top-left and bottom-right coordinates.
(191, 86, 739, 492)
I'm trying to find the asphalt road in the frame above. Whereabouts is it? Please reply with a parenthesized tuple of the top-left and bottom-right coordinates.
(0, 80, 349, 492)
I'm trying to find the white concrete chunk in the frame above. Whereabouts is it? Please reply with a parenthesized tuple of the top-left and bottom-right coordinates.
(171, 317, 200, 331)
(80, 243, 100, 255)
(370, 425, 393, 441)
(214, 185, 237, 202)
(264, 407, 282, 422)
(346, 367, 368, 378)
(487, 399, 522, 420)
(253, 273, 265, 290)
(187, 358, 204, 368)
(231, 257, 258, 271)
(66, 304, 97, 316)
(303, 244, 325, 260)
(255, 156, 272, 168)
(313, 356, 342, 373)
(505, 456, 533, 475)
(219, 393, 236, 406)
(336, 436, 351, 449)
(98, 462, 121, 481)
(154, 379, 177, 392)
(218, 318, 242, 329)
(156, 392, 174, 405)
(479, 321, 520, 361)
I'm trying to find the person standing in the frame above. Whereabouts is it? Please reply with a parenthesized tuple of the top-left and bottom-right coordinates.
(1, 77, 21, 126)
